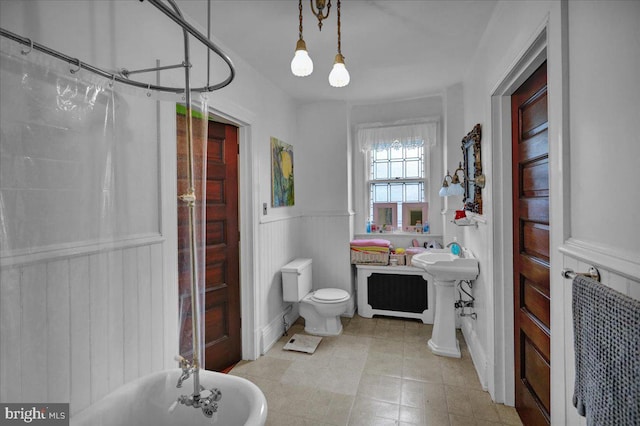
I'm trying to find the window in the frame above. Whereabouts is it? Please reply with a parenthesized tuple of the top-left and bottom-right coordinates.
(369, 143, 424, 230)
(357, 120, 437, 233)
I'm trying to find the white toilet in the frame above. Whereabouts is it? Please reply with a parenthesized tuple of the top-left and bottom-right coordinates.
(281, 258, 350, 336)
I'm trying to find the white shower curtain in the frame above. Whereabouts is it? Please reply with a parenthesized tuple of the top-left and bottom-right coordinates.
(0, 37, 208, 368)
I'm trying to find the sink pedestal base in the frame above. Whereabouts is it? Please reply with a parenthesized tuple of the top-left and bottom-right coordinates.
(428, 279, 461, 358)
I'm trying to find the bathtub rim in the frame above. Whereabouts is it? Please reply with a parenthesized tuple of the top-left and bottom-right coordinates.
(70, 368, 267, 426)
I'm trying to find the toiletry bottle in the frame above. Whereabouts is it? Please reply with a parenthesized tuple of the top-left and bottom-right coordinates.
(366, 220, 371, 233)
(423, 221, 429, 234)
(450, 237, 461, 255)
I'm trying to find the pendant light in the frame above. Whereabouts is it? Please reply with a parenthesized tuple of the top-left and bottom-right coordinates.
(291, 0, 313, 77)
(328, 0, 350, 87)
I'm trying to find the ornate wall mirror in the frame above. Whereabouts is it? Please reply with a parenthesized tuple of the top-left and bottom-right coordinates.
(461, 123, 483, 214)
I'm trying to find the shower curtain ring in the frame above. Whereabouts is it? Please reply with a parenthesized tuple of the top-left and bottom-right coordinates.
(109, 74, 116, 87)
(70, 58, 82, 74)
(21, 38, 33, 55)
(147, 83, 152, 97)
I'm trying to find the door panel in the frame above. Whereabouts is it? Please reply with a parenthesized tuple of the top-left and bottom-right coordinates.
(177, 114, 241, 372)
(522, 222, 550, 261)
(523, 338, 551, 411)
(523, 280, 550, 329)
(202, 122, 240, 372)
(512, 61, 550, 426)
(521, 160, 549, 197)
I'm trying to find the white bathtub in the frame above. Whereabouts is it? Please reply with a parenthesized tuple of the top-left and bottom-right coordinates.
(71, 369, 267, 426)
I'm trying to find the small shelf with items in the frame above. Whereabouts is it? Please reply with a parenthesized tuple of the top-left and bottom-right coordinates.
(451, 211, 485, 227)
(451, 218, 478, 227)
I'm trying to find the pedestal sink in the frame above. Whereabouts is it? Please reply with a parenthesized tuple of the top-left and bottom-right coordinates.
(411, 248, 479, 358)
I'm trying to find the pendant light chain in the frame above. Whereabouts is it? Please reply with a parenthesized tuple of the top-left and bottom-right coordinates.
(298, 0, 304, 41)
(292, 0, 349, 86)
(337, 0, 342, 55)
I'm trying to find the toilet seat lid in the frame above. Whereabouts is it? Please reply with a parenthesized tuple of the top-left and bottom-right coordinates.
(310, 288, 350, 303)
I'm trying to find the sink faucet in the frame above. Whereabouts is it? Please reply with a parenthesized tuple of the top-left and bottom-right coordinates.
(446, 241, 464, 258)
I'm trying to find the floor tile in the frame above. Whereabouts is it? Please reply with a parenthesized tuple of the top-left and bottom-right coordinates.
(229, 316, 524, 426)
(495, 403, 524, 426)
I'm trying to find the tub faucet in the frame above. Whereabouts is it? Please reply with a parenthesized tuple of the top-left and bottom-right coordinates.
(446, 241, 464, 258)
(171, 386, 222, 418)
(175, 355, 193, 388)
(171, 355, 223, 419)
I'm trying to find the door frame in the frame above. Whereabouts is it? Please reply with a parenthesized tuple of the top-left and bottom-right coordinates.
(489, 4, 569, 423)
(200, 99, 261, 362)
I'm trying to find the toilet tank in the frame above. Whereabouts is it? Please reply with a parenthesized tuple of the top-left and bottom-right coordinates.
(281, 258, 313, 302)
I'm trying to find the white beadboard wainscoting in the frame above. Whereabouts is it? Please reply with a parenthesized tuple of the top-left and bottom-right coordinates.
(559, 238, 640, 426)
(0, 237, 178, 415)
(257, 212, 353, 354)
(257, 215, 303, 353)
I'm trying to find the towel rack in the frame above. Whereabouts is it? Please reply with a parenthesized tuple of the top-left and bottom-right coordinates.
(562, 266, 601, 283)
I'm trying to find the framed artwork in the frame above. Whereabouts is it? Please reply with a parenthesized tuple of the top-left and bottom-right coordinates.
(402, 202, 428, 231)
(271, 137, 295, 207)
(373, 202, 397, 231)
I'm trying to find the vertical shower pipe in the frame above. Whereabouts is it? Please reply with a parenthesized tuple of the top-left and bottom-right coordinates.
(167, 0, 201, 400)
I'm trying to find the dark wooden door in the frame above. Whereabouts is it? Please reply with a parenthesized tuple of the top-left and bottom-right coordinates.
(177, 113, 241, 372)
(512, 62, 550, 425)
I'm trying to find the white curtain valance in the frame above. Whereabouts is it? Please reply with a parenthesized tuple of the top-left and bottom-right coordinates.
(357, 121, 438, 152)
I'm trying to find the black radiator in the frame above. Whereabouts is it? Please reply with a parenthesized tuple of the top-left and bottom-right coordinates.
(367, 273, 428, 313)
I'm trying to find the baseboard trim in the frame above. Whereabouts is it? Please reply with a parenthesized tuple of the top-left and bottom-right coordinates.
(261, 306, 299, 354)
(461, 319, 489, 391)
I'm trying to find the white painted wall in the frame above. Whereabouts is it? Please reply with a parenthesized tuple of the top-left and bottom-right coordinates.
(567, 0, 640, 256)
(296, 102, 353, 300)
(297, 102, 350, 214)
(457, 0, 557, 402)
(442, 83, 465, 244)
(559, 1, 640, 424)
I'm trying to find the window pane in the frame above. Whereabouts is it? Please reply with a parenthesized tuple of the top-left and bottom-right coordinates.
(405, 183, 420, 201)
(368, 142, 426, 231)
(390, 161, 403, 178)
(405, 160, 420, 177)
(373, 184, 388, 202)
(375, 149, 388, 160)
(405, 146, 419, 158)
(390, 184, 403, 202)
(374, 162, 388, 179)
(390, 146, 403, 159)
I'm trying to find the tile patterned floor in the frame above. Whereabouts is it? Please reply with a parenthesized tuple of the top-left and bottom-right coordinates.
(230, 316, 524, 426)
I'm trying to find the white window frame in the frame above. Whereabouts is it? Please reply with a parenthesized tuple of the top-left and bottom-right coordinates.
(354, 119, 439, 234)
(366, 145, 427, 230)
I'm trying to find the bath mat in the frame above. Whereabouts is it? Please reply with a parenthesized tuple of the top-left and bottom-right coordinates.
(283, 334, 322, 354)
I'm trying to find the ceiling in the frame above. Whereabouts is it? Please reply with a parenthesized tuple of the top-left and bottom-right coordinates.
(179, 0, 497, 104)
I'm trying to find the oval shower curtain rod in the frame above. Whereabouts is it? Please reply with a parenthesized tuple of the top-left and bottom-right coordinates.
(0, 0, 235, 94)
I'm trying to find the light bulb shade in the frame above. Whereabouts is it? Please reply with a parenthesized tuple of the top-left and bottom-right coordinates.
(449, 183, 465, 196)
(439, 186, 450, 197)
(329, 54, 350, 87)
(291, 39, 313, 77)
